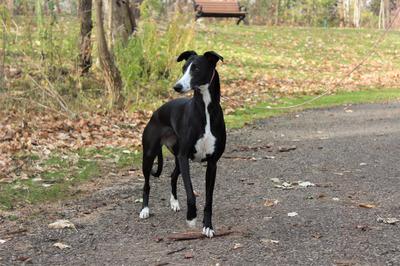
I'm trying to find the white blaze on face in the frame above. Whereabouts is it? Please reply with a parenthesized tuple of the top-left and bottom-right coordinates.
(175, 63, 192, 92)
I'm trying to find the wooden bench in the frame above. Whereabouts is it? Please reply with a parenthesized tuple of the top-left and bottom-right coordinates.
(193, 0, 247, 25)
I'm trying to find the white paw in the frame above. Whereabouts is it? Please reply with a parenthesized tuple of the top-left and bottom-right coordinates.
(139, 207, 150, 219)
(170, 194, 180, 212)
(202, 227, 215, 238)
(186, 218, 197, 228)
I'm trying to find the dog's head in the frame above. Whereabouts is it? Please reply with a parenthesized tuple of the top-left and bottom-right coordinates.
(173, 51, 223, 93)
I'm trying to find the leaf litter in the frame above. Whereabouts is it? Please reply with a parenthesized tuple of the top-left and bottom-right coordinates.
(272, 178, 315, 189)
(377, 217, 400, 224)
(48, 219, 76, 230)
(53, 242, 71, 250)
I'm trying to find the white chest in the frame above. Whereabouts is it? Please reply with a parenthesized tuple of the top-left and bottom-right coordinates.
(194, 131, 216, 162)
(193, 85, 216, 162)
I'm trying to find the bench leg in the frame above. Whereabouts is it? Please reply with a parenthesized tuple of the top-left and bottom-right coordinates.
(237, 16, 245, 25)
(195, 12, 203, 21)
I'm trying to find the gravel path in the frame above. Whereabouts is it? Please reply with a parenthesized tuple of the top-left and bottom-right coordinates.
(1, 102, 400, 265)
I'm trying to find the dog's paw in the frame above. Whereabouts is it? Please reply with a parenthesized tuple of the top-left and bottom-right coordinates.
(139, 207, 150, 219)
(170, 194, 180, 212)
(186, 218, 197, 228)
(202, 227, 215, 238)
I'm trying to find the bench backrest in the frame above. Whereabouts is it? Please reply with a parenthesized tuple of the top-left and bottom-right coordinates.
(195, 0, 241, 13)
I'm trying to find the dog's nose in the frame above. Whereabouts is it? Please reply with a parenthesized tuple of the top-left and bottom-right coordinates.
(173, 83, 183, 92)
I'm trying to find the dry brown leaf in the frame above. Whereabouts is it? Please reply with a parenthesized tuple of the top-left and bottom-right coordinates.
(264, 199, 279, 207)
(358, 203, 376, 209)
(53, 242, 71, 250)
(48, 219, 76, 230)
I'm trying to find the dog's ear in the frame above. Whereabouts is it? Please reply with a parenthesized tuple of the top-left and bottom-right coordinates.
(204, 51, 223, 65)
(177, 51, 197, 62)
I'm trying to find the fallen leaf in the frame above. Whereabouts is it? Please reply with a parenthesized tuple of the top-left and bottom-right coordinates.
(270, 177, 281, 183)
(278, 145, 297, 152)
(17, 256, 31, 262)
(48, 219, 76, 230)
(288, 212, 298, 217)
(298, 181, 315, 187)
(359, 203, 376, 209)
(184, 251, 194, 259)
(311, 233, 322, 239)
(264, 199, 279, 207)
(333, 172, 344, 176)
(53, 242, 71, 250)
(0, 239, 6, 244)
(282, 182, 293, 188)
(260, 238, 279, 244)
(355, 225, 369, 231)
(377, 217, 400, 224)
(233, 243, 243, 249)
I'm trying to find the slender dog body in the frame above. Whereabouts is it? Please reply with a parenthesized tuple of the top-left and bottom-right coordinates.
(140, 51, 226, 238)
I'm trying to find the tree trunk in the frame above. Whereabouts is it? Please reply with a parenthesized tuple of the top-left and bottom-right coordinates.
(104, 0, 135, 48)
(353, 0, 361, 28)
(385, 0, 390, 27)
(78, 0, 93, 75)
(338, 0, 345, 27)
(274, 0, 280, 25)
(7, 0, 14, 16)
(379, 0, 386, 28)
(343, 0, 350, 27)
(95, 0, 125, 108)
(55, 0, 61, 14)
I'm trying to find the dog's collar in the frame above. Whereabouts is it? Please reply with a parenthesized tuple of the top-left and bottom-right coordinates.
(209, 70, 215, 84)
(194, 70, 216, 91)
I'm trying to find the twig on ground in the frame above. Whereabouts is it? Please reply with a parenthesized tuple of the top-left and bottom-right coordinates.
(166, 247, 186, 255)
(167, 228, 236, 241)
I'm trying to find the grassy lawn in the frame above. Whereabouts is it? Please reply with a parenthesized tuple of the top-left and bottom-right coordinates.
(2, 23, 400, 211)
(226, 88, 400, 128)
(0, 148, 141, 211)
(195, 25, 400, 87)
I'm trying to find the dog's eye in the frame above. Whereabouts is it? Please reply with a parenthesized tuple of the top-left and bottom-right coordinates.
(191, 65, 199, 72)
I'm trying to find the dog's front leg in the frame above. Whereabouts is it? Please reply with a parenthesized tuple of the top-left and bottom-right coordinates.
(177, 155, 197, 227)
(203, 160, 217, 238)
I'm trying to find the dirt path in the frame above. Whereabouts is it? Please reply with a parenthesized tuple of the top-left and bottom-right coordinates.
(1, 103, 400, 266)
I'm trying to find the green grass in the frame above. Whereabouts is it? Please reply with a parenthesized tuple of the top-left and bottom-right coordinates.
(195, 25, 400, 93)
(226, 88, 400, 128)
(3, 21, 400, 210)
(0, 148, 141, 210)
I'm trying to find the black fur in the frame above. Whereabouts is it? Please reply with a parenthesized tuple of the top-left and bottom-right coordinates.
(140, 51, 226, 237)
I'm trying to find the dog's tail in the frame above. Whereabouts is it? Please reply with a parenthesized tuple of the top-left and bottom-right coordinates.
(151, 148, 163, 177)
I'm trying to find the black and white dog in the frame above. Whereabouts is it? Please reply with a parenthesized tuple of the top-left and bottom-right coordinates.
(139, 51, 226, 238)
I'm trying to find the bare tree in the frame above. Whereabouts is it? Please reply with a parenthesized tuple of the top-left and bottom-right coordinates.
(6, 0, 14, 16)
(338, 0, 345, 27)
(343, 0, 350, 27)
(379, 0, 392, 28)
(104, 0, 136, 48)
(78, 0, 93, 75)
(353, 0, 362, 27)
(95, 0, 124, 108)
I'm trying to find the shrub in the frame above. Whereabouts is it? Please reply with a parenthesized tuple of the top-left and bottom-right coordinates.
(115, 1, 195, 106)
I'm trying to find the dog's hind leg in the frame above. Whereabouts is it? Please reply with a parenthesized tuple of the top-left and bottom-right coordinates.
(202, 160, 217, 238)
(140, 149, 158, 219)
(170, 157, 180, 212)
(177, 155, 197, 227)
